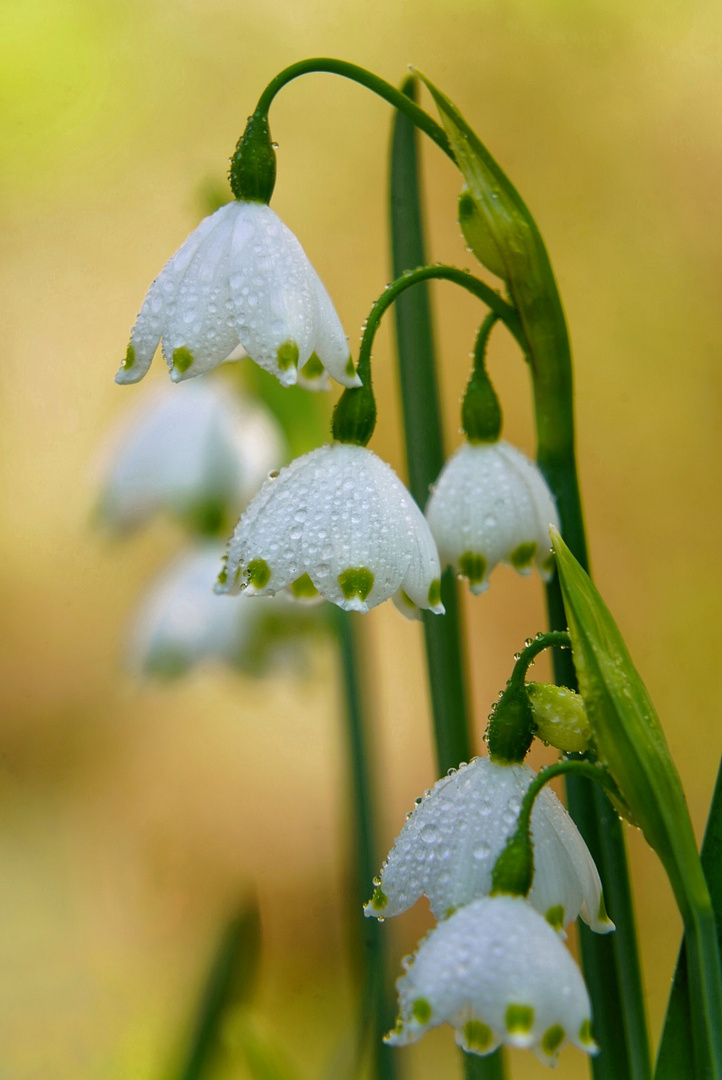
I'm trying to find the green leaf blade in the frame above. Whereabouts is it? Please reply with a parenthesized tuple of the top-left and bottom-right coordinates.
(552, 529, 704, 916)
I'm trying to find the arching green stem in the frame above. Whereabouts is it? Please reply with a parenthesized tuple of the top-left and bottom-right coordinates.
(508, 632, 572, 689)
(333, 265, 523, 445)
(491, 759, 617, 899)
(521, 760, 616, 837)
(486, 632, 571, 764)
(254, 58, 453, 160)
(362, 265, 523, 359)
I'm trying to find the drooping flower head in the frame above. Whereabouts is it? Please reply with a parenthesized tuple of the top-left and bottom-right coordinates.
(216, 442, 444, 617)
(387, 895, 597, 1065)
(128, 543, 321, 678)
(425, 440, 559, 593)
(97, 378, 285, 534)
(116, 201, 361, 391)
(366, 755, 613, 936)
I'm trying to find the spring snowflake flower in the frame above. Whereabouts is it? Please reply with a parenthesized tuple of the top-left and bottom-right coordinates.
(425, 440, 559, 593)
(97, 378, 284, 533)
(128, 544, 318, 678)
(387, 895, 597, 1064)
(216, 442, 444, 617)
(366, 756, 613, 935)
(115, 200, 361, 390)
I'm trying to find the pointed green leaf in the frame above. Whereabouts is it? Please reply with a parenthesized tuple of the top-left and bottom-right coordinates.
(553, 531, 722, 1078)
(551, 530, 703, 914)
(415, 70, 574, 467)
(173, 899, 263, 1080)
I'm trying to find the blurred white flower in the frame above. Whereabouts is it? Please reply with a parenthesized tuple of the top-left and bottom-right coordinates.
(387, 895, 597, 1065)
(366, 755, 613, 936)
(128, 543, 319, 678)
(115, 200, 360, 390)
(217, 442, 444, 617)
(425, 441, 559, 593)
(97, 378, 285, 534)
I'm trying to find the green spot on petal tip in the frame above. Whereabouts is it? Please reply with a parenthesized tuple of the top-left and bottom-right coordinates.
(459, 551, 487, 584)
(300, 352, 324, 379)
(428, 578, 442, 607)
(541, 1025, 565, 1056)
(545, 904, 565, 932)
(247, 559, 271, 589)
(464, 1020, 493, 1051)
(370, 886, 387, 911)
(579, 1018, 595, 1046)
(505, 1004, 534, 1034)
(290, 573, 318, 599)
(172, 346, 194, 374)
(510, 541, 537, 570)
(411, 998, 432, 1024)
(345, 356, 356, 378)
(277, 340, 299, 371)
(122, 343, 135, 370)
(338, 567, 374, 601)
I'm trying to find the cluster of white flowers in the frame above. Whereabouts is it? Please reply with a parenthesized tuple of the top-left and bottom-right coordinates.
(97, 374, 328, 677)
(366, 756, 613, 1064)
(117, 198, 560, 618)
(110, 195, 599, 1067)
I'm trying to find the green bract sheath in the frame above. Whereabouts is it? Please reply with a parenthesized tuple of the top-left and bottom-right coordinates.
(551, 530, 706, 917)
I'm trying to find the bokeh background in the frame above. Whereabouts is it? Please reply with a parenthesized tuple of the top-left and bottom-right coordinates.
(2, 0, 722, 1077)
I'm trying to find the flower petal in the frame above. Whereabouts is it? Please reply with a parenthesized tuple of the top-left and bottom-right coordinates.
(366, 756, 611, 934)
(117, 207, 223, 385)
(387, 896, 595, 1063)
(426, 441, 559, 592)
(219, 443, 443, 616)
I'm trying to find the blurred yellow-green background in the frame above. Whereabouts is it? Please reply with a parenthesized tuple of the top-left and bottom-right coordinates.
(2, 0, 722, 1077)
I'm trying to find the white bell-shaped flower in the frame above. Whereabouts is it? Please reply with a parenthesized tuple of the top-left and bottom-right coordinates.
(387, 895, 597, 1065)
(116, 200, 361, 390)
(366, 756, 613, 935)
(97, 378, 285, 533)
(128, 544, 317, 678)
(425, 441, 559, 593)
(216, 442, 444, 617)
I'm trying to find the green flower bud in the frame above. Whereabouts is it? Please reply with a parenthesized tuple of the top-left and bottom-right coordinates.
(527, 682, 592, 753)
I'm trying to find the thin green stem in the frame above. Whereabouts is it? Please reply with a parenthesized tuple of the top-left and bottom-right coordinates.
(335, 609, 398, 1080)
(390, 75, 505, 1080)
(362, 265, 524, 374)
(516, 760, 614, 836)
(508, 631, 571, 689)
(254, 58, 453, 160)
(333, 264, 522, 448)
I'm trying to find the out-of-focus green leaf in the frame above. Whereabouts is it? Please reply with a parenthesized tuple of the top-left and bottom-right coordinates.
(232, 1010, 304, 1080)
(171, 899, 263, 1080)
